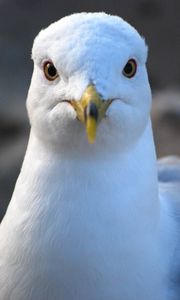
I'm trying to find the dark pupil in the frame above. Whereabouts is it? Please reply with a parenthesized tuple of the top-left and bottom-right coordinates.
(124, 62, 133, 74)
(48, 64, 57, 77)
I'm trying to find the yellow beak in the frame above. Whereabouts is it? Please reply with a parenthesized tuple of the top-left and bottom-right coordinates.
(70, 85, 112, 143)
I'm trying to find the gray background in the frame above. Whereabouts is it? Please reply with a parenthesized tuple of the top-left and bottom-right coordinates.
(0, 0, 180, 220)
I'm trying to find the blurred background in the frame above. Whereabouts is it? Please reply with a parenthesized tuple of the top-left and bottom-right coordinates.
(0, 0, 180, 220)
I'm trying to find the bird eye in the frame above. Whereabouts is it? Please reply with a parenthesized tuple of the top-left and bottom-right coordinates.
(44, 61, 59, 81)
(123, 59, 137, 78)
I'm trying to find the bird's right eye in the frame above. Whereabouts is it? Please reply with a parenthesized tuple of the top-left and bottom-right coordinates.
(43, 61, 59, 81)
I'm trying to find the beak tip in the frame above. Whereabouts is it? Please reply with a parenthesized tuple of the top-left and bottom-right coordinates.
(86, 116, 97, 144)
(88, 136, 96, 144)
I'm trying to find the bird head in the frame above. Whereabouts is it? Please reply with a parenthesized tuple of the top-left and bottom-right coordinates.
(27, 12, 151, 155)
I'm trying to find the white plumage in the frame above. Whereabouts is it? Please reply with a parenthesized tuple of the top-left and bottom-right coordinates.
(0, 12, 180, 300)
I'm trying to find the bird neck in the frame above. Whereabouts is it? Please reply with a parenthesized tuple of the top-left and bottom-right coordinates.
(4, 120, 165, 300)
(15, 119, 159, 229)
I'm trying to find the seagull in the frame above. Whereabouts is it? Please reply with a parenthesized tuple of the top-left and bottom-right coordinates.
(0, 12, 180, 300)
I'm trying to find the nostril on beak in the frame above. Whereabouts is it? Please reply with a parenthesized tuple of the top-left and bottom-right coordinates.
(84, 101, 98, 122)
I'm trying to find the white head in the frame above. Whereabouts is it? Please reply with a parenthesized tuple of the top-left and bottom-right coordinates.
(27, 12, 151, 156)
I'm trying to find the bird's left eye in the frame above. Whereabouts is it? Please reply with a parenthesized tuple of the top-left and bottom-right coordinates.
(123, 59, 137, 78)
(44, 61, 59, 81)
